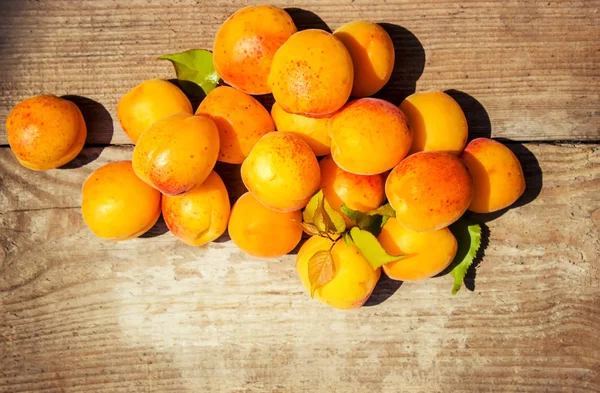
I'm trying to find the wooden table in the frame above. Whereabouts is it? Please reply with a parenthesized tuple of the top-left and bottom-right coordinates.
(1, 1, 599, 392)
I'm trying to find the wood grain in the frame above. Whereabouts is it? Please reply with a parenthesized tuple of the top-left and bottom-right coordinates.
(1, 144, 599, 392)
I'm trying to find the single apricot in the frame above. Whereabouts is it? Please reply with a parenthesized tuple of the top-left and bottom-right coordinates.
(329, 98, 412, 175)
(271, 102, 331, 156)
(296, 236, 381, 310)
(460, 138, 526, 213)
(386, 152, 473, 232)
(117, 79, 192, 144)
(241, 132, 320, 212)
(213, 5, 297, 95)
(132, 113, 219, 196)
(196, 86, 274, 164)
(319, 155, 385, 227)
(162, 171, 230, 246)
(268, 29, 354, 116)
(378, 217, 457, 281)
(6, 95, 86, 170)
(81, 161, 161, 240)
(228, 192, 303, 258)
(333, 20, 395, 97)
(400, 90, 468, 155)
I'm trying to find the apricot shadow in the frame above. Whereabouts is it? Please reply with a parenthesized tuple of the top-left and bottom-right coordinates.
(168, 79, 206, 112)
(285, 8, 331, 32)
(363, 274, 403, 307)
(445, 89, 492, 140)
(140, 215, 170, 238)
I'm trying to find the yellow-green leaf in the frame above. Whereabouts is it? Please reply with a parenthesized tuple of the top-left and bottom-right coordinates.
(448, 218, 482, 295)
(303, 190, 322, 224)
(349, 227, 403, 270)
(323, 198, 346, 234)
(307, 250, 336, 297)
(368, 203, 396, 217)
(159, 49, 220, 95)
(301, 222, 320, 236)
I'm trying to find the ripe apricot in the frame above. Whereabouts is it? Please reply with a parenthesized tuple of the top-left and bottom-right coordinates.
(117, 79, 192, 144)
(132, 113, 219, 196)
(162, 171, 230, 246)
(196, 86, 275, 164)
(270, 102, 330, 156)
(296, 236, 381, 310)
(213, 5, 297, 95)
(319, 155, 385, 226)
(386, 152, 473, 232)
(241, 132, 320, 212)
(333, 20, 395, 97)
(378, 217, 457, 280)
(81, 161, 161, 240)
(460, 138, 526, 213)
(268, 29, 354, 116)
(400, 90, 468, 155)
(228, 192, 303, 258)
(329, 98, 412, 175)
(6, 95, 86, 170)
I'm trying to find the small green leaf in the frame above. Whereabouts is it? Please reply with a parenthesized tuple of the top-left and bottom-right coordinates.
(323, 198, 346, 234)
(368, 203, 396, 217)
(313, 195, 329, 233)
(159, 49, 220, 95)
(340, 204, 383, 236)
(343, 231, 352, 246)
(448, 218, 482, 295)
(307, 250, 336, 297)
(303, 190, 322, 224)
(348, 227, 403, 270)
(303, 190, 346, 235)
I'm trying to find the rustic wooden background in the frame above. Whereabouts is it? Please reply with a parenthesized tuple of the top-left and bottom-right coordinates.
(1, 1, 599, 392)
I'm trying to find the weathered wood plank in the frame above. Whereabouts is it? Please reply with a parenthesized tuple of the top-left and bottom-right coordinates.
(0, 144, 598, 392)
(1, 0, 599, 144)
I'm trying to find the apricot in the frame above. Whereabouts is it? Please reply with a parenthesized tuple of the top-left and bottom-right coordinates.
(460, 138, 526, 213)
(268, 29, 354, 116)
(296, 236, 381, 310)
(117, 79, 192, 144)
(6, 95, 86, 170)
(378, 217, 457, 280)
(386, 152, 473, 232)
(270, 102, 331, 156)
(196, 86, 274, 164)
(162, 171, 230, 246)
(81, 161, 161, 240)
(241, 132, 320, 212)
(132, 113, 219, 196)
(228, 192, 303, 258)
(400, 90, 468, 155)
(333, 20, 395, 97)
(329, 98, 412, 175)
(213, 5, 297, 95)
(319, 155, 385, 226)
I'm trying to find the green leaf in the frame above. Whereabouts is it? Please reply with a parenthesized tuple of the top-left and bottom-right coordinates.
(323, 198, 346, 234)
(340, 204, 383, 236)
(348, 227, 403, 270)
(343, 231, 352, 246)
(303, 190, 346, 235)
(313, 195, 329, 233)
(448, 218, 482, 295)
(368, 203, 396, 217)
(307, 250, 336, 297)
(303, 190, 322, 224)
(159, 49, 220, 95)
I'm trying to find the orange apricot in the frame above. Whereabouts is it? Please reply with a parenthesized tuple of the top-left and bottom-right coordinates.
(271, 102, 331, 156)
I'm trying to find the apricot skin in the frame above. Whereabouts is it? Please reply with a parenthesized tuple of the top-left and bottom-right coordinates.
(296, 236, 381, 310)
(81, 161, 161, 240)
(213, 5, 297, 95)
(271, 102, 331, 156)
(460, 138, 526, 213)
(378, 217, 457, 281)
(196, 86, 275, 164)
(241, 132, 321, 212)
(386, 152, 473, 232)
(162, 171, 230, 246)
(268, 29, 354, 116)
(228, 192, 303, 258)
(117, 79, 192, 144)
(329, 98, 412, 175)
(132, 113, 220, 196)
(333, 20, 395, 97)
(6, 95, 86, 170)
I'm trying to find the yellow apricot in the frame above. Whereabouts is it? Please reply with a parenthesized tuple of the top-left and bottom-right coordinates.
(162, 171, 230, 246)
(378, 217, 457, 281)
(213, 5, 297, 95)
(271, 102, 331, 156)
(6, 95, 86, 170)
(196, 86, 274, 164)
(333, 20, 395, 97)
(228, 192, 303, 258)
(81, 161, 161, 240)
(296, 236, 381, 310)
(329, 98, 412, 175)
(117, 79, 192, 144)
(386, 152, 473, 232)
(400, 90, 468, 155)
(132, 113, 219, 196)
(268, 29, 354, 116)
(460, 138, 526, 213)
(241, 132, 320, 212)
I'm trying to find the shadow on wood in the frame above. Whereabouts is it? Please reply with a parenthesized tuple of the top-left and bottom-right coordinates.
(364, 274, 403, 307)
(445, 89, 492, 140)
(285, 8, 331, 32)
(140, 215, 170, 238)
